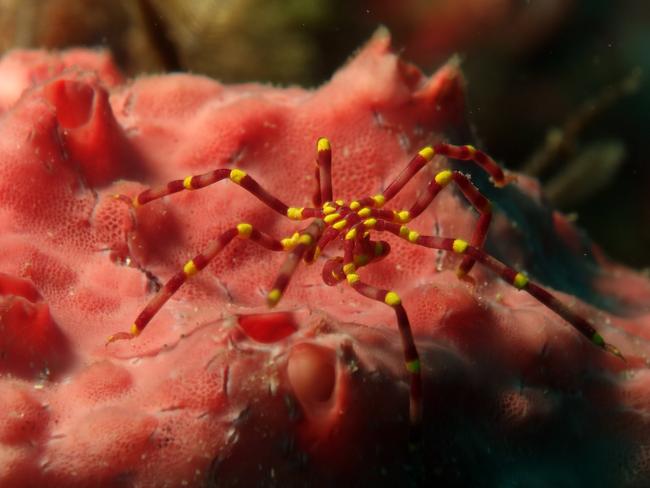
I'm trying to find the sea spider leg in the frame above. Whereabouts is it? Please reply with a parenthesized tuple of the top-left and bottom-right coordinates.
(343, 271, 423, 445)
(359, 143, 508, 214)
(406, 169, 492, 278)
(374, 219, 624, 360)
(337, 144, 508, 277)
(310, 138, 335, 207)
(432, 143, 513, 188)
(321, 230, 391, 286)
(316, 137, 334, 204)
(106, 223, 286, 343)
(305, 204, 358, 262)
(114, 166, 299, 218)
(267, 220, 324, 307)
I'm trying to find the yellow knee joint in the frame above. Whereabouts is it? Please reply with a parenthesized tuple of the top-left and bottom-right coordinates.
(384, 291, 401, 307)
(229, 168, 247, 184)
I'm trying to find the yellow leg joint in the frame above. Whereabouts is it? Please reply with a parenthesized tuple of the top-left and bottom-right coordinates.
(452, 239, 469, 254)
(236, 223, 253, 238)
(357, 207, 372, 218)
(317, 137, 331, 152)
(183, 176, 194, 189)
(399, 225, 410, 238)
(298, 234, 313, 246)
(435, 170, 453, 186)
(408, 230, 420, 243)
(513, 272, 529, 289)
(342, 262, 356, 275)
(371, 194, 385, 207)
(322, 204, 337, 215)
(346, 273, 360, 285)
(418, 146, 435, 161)
(229, 168, 247, 184)
(345, 228, 357, 240)
(332, 219, 348, 230)
(130, 323, 140, 336)
(281, 232, 300, 250)
(287, 207, 304, 220)
(183, 259, 198, 277)
(384, 291, 401, 307)
(323, 213, 341, 223)
(393, 210, 411, 223)
(363, 218, 377, 228)
(267, 288, 282, 307)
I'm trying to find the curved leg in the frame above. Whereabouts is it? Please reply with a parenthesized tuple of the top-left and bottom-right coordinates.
(359, 143, 512, 212)
(374, 219, 623, 359)
(107, 223, 285, 343)
(345, 272, 423, 446)
(407, 170, 492, 277)
(117, 167, 288, 214)
(267, 220, 324, 307)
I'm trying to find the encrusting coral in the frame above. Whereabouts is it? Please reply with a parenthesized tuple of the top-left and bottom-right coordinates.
(0, 33, 649, 487)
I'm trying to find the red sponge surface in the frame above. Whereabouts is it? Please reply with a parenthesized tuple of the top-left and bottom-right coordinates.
(0, 35, 649, 487)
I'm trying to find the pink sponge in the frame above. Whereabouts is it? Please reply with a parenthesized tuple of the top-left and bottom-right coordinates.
(0, 35, 649, 487)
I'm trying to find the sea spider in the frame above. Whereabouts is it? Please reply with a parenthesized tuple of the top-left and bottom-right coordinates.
(107, 137, 623, 444)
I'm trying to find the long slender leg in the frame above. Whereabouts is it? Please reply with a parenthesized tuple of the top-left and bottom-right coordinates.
(107, 223, 285, 343)
(407, 170, 492, 277)
(433, 143, 511, 187)
(344, 272, 423, 445)
(355, 143, 511, 212)
(115, 166, 323, 221)
(321, 236, 391, 286)
(316, 138, 334, 204)
(347, 147, 435, 211)
(267, 220, 324, 307)
(305, 208, 359, 263)
(381, 147, 436, 202)
(374, 219, 623, 359)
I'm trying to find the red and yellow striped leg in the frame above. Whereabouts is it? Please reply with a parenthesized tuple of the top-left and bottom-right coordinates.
(306, 209, 359, 262)
(356, 142, 511, 212)
(421, 170, 493, 277)
(320, 236, 391, 287)
(461, 245, 624, 359)
(107, 223, 285, 344)
(390, 169, 493, 277)
(345, 273, 423, 444)
(378, 219, 623, 359)
(381, 146, 436, 202)
(316, 137, 334, 204)
(115, 167, 295, 217)
(267, 220, 324, 307)
(348, 148, 435, 211)
(434, 143, 512, 187)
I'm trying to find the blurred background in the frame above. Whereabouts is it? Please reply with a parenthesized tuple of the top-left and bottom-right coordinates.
(0, 0, 648, 267)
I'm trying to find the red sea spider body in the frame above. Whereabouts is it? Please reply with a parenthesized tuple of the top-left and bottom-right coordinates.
(0, 33, 649, 487)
